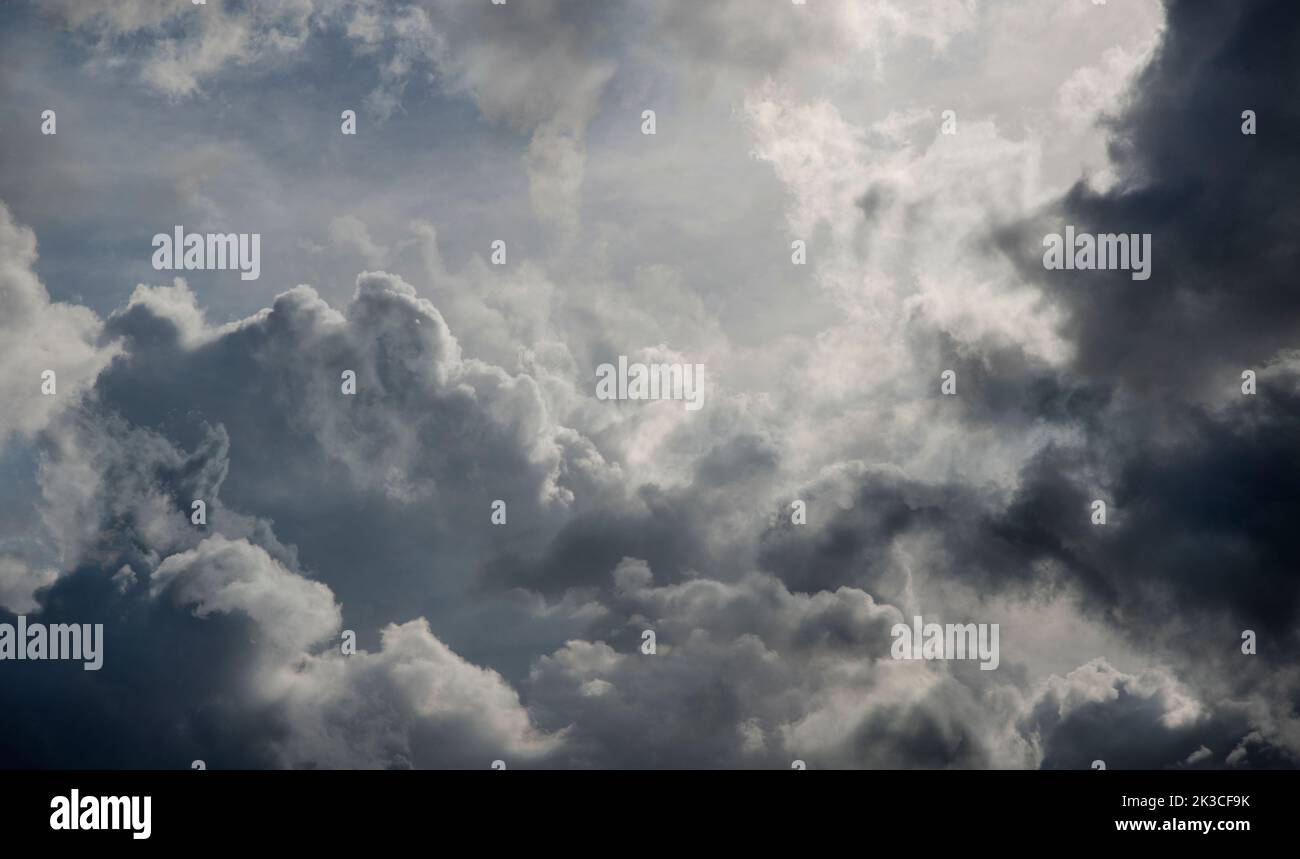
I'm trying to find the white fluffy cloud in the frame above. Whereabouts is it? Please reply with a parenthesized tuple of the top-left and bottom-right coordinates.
(0, 203, 115, 444)
(146, 535, 560, 768)
(152, 535, 341, 657)
(274, 618, 561, 768)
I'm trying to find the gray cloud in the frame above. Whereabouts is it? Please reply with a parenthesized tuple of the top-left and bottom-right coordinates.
(1, 0, 1297, 772)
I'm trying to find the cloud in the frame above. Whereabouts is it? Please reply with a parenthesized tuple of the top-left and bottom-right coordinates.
(148, 536, 562, 769)
(151, 535, 341, 658)
(1006, 0, 1300, 397)
(5, 384, 564, 766)
(0, 202, 116, 444)
(3, 0, 1298, 773)
(412, 0, 618, 240)
(0, 555, 58, 614)
(1019, 659, 1244, 770)
(650, 0, 978, 93)
(272, 617, 561, 769)
(38, 0, 318, 98)
(523, 555, 1045, 769)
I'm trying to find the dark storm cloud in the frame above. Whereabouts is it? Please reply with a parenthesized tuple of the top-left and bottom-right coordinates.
(0, 266, 624, 766)
(22, 270, 1016, 769)
(483, 432, 777, 596)
(1005, 0, 1300, 396)
(929, 333, 1113, 433)
(747, 0, 1300, 770)
(0, 567, 287, 768)
(7, 385, 567, 768)
(923, 0, 1300, 662)
(482, 487, 708, 596)
(757, 358, 1300, 765)
(0, 408, 309, 767)
(519, 559, 1020, 769)
(4, 0, 1300, 773)
(91, 275, 610, 640)
(758, 469, 1009, 599)
(1018, 659, 1246, 771)
(999, 369, 1300, 649)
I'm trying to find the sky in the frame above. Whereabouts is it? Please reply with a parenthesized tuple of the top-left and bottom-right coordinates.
(1, 0, 1298, 769)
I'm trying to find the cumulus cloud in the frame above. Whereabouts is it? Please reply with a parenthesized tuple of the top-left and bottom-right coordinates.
(1020, 659, 1225, 770)
(150, 536, 560, 769)
(274, 618, 560, 769)
(2, 0, 1297, 773)
(1006, 0, 1300, 397)
(152, 535, 341, 658)
(0, 202, 115, 443)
